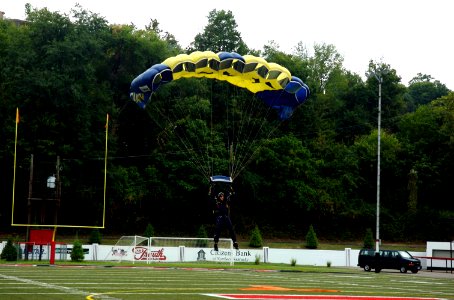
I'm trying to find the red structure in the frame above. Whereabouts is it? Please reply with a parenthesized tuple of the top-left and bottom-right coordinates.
(22, 229, 57, 264)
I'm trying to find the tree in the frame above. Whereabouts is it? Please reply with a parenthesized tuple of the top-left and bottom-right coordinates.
(305, 225, 318, 249)
(70, 240, 84, 262)
(1, 239, 18, 261)
(88, 229, 102, 244)
(143, 223, 155, 238)
(407, 73, 450, 110)
(249, 225, 263, 248)
(248, 135, 319, 230)
(145, 18, 181, 51)
(196, 225, 208, 247)
(190, 9, 248, 53)
(366, 60, 407, 132)
(363, 228, 374, 249)
(308, 43, 344, 94)
(398, 93, 454, 210)
(262, 42, 310, 83)
(351, 129, 404, 214)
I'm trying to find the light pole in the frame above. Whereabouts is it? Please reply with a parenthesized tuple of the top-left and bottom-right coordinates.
(366, 62, 387, 253)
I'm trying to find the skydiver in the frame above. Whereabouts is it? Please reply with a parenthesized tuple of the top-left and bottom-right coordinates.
(212, 190, 239, 251)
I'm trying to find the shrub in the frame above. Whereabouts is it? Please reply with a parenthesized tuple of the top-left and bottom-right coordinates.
(363, 228, 374, 249)
(290, 258, 297, 266)
(143, 223, 155, 238)
(1, 239, 18, 261)
(196, 225, 208, 247)
(88, 229, 102, 244)
(70, 240, 84, 262)
(305, 224, 318, 249)
(249, 225, 263, 248)
(254, 254, 261, 265)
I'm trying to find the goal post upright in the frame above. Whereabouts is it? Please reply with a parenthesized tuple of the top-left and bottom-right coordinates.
(10, 111, 109, 254)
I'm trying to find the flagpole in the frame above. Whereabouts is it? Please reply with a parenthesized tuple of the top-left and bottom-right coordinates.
(11, 108, 19, 224)
(102, 113, 109, 228)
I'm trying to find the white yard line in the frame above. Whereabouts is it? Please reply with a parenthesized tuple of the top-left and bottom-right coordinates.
(0, 273, 120, 300)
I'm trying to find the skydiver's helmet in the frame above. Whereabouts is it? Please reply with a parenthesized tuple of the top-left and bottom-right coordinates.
(217, 192, 224, 199)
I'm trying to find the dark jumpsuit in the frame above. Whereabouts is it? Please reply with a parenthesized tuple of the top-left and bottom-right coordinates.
(213, 193, 237, 244)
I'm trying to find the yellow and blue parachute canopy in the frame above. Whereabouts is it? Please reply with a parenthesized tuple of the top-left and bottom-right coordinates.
(129, 51, 310, 120)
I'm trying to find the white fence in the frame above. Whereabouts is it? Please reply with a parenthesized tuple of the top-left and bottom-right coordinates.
(0, 240, 428, 267)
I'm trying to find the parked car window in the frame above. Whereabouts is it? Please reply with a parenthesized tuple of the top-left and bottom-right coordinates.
(398, 251, 412, 258)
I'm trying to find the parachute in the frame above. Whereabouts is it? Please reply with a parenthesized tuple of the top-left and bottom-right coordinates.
(129, 51, 310, 180)
(130, 51, 309, 120)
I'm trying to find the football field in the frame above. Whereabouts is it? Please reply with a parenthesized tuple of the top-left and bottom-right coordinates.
(0, 264, 453, 300)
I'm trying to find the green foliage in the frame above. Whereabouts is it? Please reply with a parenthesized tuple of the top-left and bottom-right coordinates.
(196, 225, 208, 247)
(363, 228, 374, 249)
(249, 225, 263, 248)
(144, 223, 155, 238)
(305, 225, 319, 249)
(1, 239, 18, 261)
(70, 240, 84, 262)
(88, 229, 102, 244)
(308, 43, 344, 92)
(190, 9, 248, 53)
(290, 258, 297, 266)
(407, 73, 449, 109)
(407, 169, 418, 213)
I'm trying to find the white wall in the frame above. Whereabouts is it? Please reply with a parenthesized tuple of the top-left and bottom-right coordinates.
(0, 240, 427, 268)
(423, 241, 454, 269)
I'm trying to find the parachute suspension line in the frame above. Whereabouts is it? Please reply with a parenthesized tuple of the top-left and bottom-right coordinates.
(147, 107, 201, 173)
(227, 87, 235, 178)
(209, 79, 215, 178)
(182, 80, 214, 179)
(117, 100, 131, 117)
(230, 90, 286, 179)
(225, 86, 232, 178)
(233, 118, 283, 180)
(231, 95, 266, 179)
(170, 80, 218, 179)
(237, 91, 291, 178)
(146, 99, 211, 179)
(229, 89, 260, 179)
(230, 87, 243, 178)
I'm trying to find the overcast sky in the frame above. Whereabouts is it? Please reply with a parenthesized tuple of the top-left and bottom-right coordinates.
(2, 0, 453, 90)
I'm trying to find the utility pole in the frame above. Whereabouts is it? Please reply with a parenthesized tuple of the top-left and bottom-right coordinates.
(366, 61, 388, 253)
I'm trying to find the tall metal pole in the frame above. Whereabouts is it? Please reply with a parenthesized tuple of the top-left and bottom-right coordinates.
(366, 62, 387, 254)
(376, 78, 382, 253)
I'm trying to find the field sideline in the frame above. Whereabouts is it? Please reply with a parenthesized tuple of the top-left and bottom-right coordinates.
(0, 264, 453, 300)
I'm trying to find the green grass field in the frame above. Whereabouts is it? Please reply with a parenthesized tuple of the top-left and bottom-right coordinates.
(0, 263, 453, 300)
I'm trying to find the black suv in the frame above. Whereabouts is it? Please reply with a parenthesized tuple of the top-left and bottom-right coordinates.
(358, 249, 422, 273)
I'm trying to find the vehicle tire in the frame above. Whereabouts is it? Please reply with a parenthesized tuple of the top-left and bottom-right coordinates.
(364, 265, 371, 272)
(411, 269, 418, 274)
(400, 266, 408, 273)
